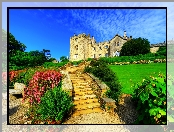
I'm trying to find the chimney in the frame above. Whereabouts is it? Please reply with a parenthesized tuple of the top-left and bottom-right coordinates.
(124, 31, 126, 37)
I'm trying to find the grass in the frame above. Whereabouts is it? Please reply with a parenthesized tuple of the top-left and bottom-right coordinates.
(109, 63, 166, 94)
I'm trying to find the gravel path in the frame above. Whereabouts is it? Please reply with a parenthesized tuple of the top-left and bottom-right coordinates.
(63, 112, 124, 124)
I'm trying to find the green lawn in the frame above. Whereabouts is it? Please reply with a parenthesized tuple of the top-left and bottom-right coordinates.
(109, 63, 166, 94)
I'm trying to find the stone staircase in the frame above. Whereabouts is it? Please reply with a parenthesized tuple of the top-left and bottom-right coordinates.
(70, 73, 103, 117)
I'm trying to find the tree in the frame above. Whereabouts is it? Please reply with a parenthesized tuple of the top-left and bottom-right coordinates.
(48, 57, 57, 62)
(9, 50, 48, 70)
(60, 56, 68, 62)
(120, 37, 150, 56)
(8, 32, 27, 55)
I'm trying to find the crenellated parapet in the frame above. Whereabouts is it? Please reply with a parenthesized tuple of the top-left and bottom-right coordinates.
(69, 31, 132, 61)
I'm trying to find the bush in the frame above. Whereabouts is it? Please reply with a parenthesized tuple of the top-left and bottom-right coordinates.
(156, 47, 166, 56)
(84, 59, 122, 102)
(42, 61, 68, 68)
(9, 69, 26, 86)
(22, 70, 62, 105)
(33, 81, 74, 123)
(120, 37, 150, 56)
(70, 60, 83, 66)
(132, 73, 166, 124)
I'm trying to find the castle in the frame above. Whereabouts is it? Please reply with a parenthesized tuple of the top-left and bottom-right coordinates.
(69, 31, 132, 61)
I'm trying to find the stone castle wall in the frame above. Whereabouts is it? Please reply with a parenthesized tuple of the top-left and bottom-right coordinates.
(69, 31, 132, 61)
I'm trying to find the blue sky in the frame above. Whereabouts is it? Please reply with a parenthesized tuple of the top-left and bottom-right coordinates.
(8, 8, 166, 61)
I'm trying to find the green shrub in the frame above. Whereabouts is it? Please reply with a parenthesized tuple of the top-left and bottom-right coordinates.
(71, 60, 83, 65)
(33, 81, 74, 123)
(42, 61, 68, 68)
(156, 47, 166, 56)
(132, 73, 166, 124)
(84, 59, 122, 102)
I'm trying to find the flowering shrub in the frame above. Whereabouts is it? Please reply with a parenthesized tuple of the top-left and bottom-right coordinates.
(22, 70, 62, 104)
(9, 70, 26, 86)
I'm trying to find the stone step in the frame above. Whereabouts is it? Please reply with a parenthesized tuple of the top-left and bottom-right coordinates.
(73, 86, 91, 89)
(73, 87, 93, 92)
(73, 82, 89, 85)
(70, 77, 84, 79)
(73, 94, 97, 101)
(73, 91, 94, 96)
(74, 102, 101, 110)
(9, 89, 22, 95)
(74, 98, 99, 105)
(72, 107, 103, 117)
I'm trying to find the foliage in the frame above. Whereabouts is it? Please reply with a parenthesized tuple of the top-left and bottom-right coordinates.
(120, 37, 150, 56)
(60, 56, 69, 62)
(87, 58, 93, 61)
(84, 59, 122, 102)
(22, 70, 62, 105)
(9, 69, 26, 86)
(98, 53, 165, 65)
(33, 81, 74, 123)
(156, 46, 166, 56)
(131, 73, 167, 124)
(70, 60, 83, 65)
(9, 50, 48, 71)
(47, 57, 57, 62)
(8, 32, 27, 56)
(42, 61, 68, 68)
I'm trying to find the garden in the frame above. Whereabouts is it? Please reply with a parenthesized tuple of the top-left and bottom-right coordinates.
(5, 29, 172, 125)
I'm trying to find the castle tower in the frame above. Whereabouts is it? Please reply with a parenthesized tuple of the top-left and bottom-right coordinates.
(69, 33, 92, 61)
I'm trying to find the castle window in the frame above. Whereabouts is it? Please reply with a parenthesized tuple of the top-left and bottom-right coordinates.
(74, 54, 78, 59)
(99, 47, 102, 50)
(75, 45, 78, 50)
(99, 54, 101, 57)
(105, 53, 108, 57)
(105, 45, 108, 49)
(93, 54, 96, 58)
(93, 47, 96, 51)
(117, 43, 119, 46)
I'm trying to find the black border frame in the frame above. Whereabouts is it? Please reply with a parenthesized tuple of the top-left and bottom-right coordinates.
(7, 6, 167, 126)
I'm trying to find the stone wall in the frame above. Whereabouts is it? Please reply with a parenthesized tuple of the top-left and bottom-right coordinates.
(60, 70, 73, 97)
(150, 47, 159, 53)
(87, 73, 116, 115)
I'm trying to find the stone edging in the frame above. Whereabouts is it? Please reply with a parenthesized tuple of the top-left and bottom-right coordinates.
(60, 70, 73, 97)
(86, 73, 116, 114)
